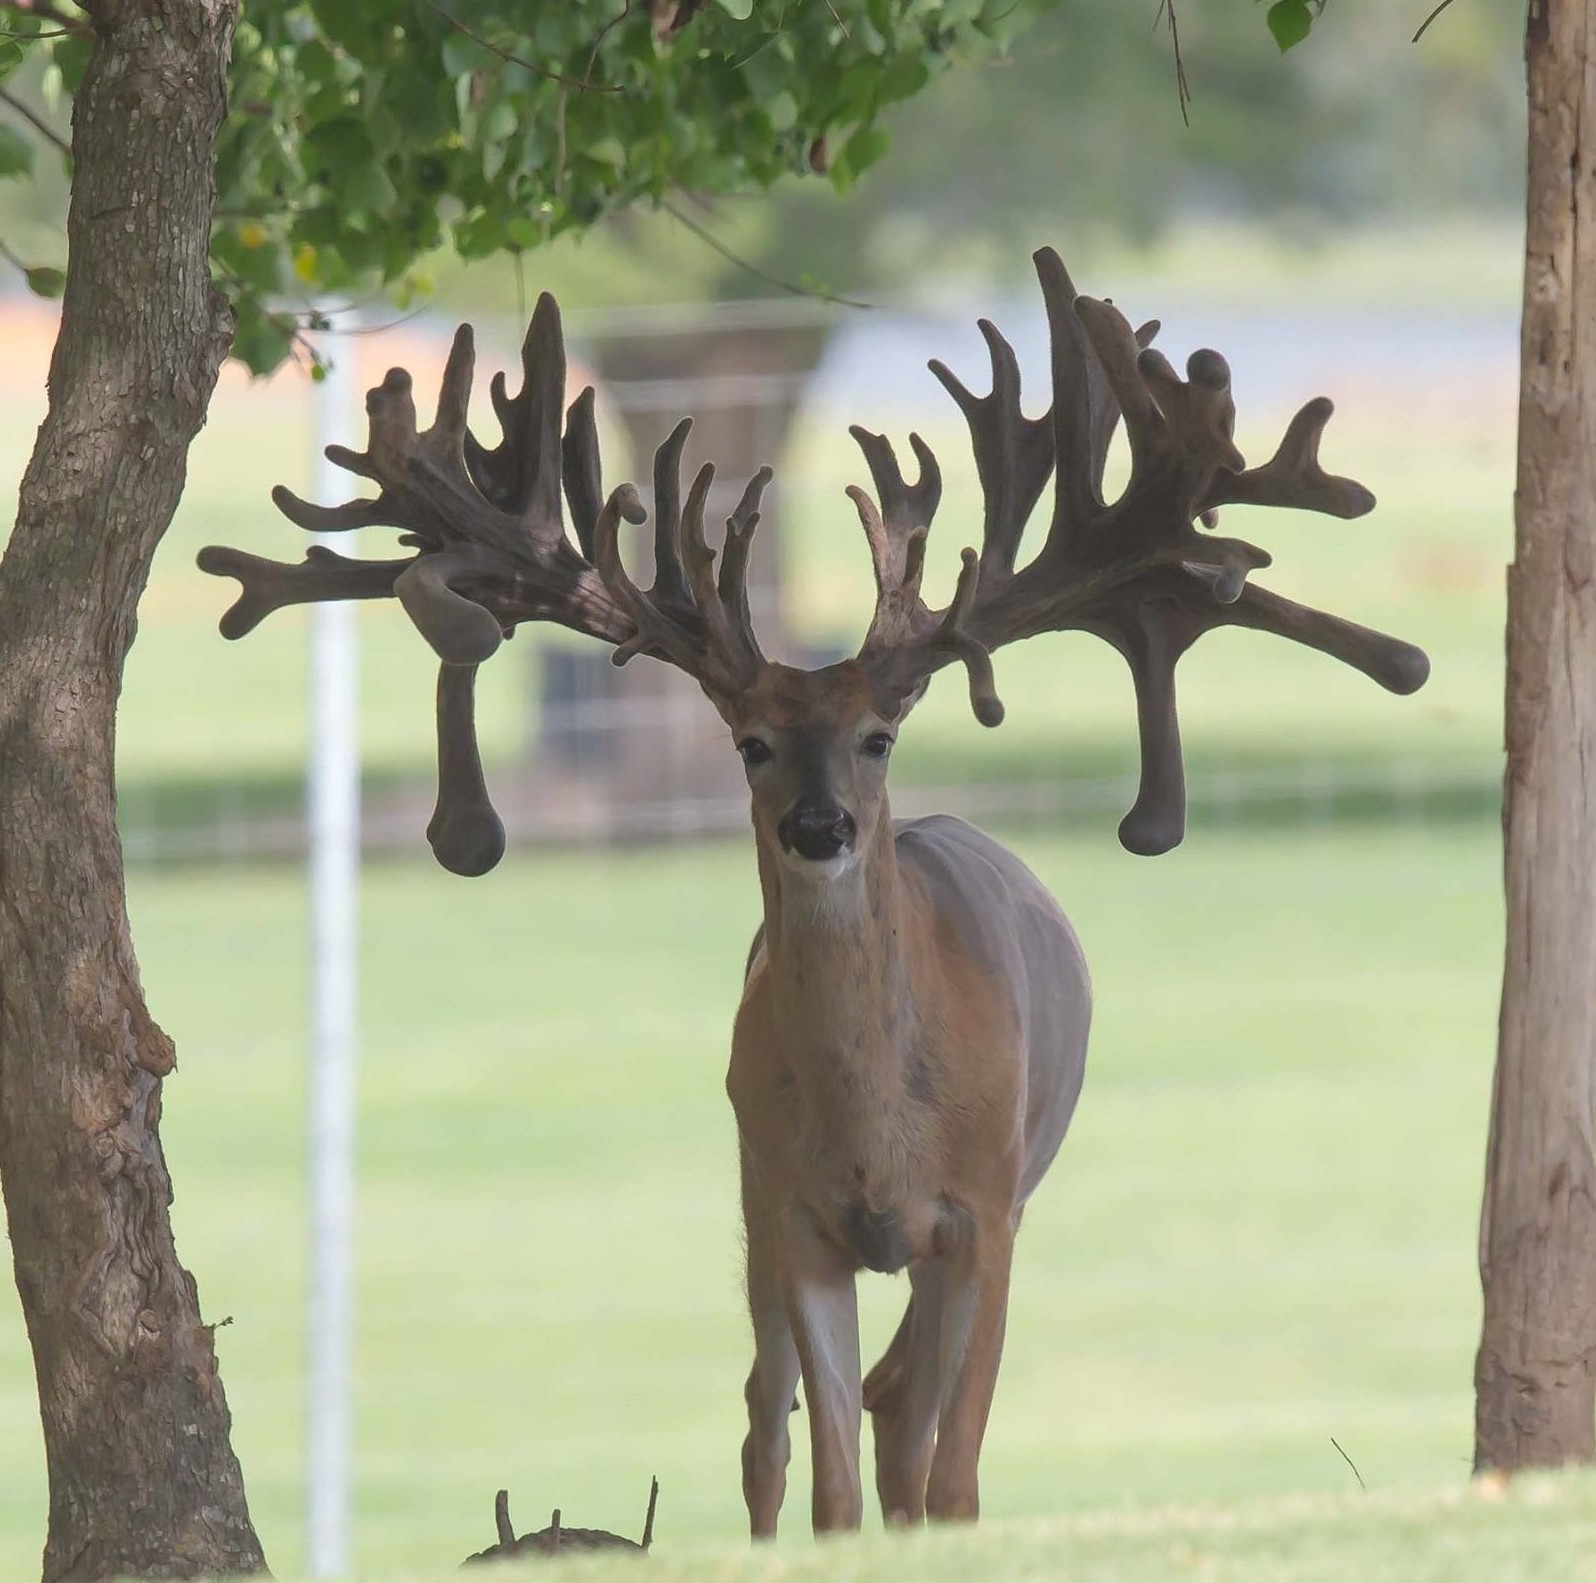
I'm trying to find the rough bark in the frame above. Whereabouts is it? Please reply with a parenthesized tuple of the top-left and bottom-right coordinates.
(0, 1, 266, 1577)
(1475, 0, 1596, 1472)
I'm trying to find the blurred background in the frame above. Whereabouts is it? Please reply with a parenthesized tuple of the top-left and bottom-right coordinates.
(0, 1, 1525, 1576)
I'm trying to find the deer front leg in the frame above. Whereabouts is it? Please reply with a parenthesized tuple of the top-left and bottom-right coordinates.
(925, 1210, 1016, 1522)
(782, 1209, 864, 1534)
(867, 1258, 946, 1525)
(740, 1151, 800, 1540)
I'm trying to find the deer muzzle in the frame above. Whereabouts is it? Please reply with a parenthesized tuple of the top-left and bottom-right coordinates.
(779, 803, 857, 862)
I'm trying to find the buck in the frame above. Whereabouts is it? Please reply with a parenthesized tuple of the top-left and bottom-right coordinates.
(200, 248, 1429, 1536)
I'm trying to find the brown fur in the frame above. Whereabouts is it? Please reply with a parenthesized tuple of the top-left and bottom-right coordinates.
(717, 661, 1089, 1536)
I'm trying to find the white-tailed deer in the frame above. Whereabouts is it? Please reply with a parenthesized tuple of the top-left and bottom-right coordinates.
(202, 248, 1429, 1536)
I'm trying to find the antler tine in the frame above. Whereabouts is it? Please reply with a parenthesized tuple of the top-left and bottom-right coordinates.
(1136, 345, 1246, 478)
(561, 386, 604, 561)
(427, 664, 507, 877)
(1203, 395, 1377, 520)
(678, 460, 767, 680)
(937, 548, 1005, 727)
(1227, 583, 1431, 695)
(928, 316, 1052, 582)
(1071, 295, 1164, 482)
(1033, 246, 1123, 548)
(592, 460, 770, 699)
(463, 292, 568, 533)
(196, 544, 408, 638)
(717, 466, 774, 636)
(651, 418, 694, 609)
(591, 482, 666, 655)
(1092, 615, 1203, 857)
(394, 554, 505, 666)
(848, 426, 941, 649)
(268, 493, 389, 535)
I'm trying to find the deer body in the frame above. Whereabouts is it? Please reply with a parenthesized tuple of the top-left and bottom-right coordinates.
(731, 809, 1089, 1532)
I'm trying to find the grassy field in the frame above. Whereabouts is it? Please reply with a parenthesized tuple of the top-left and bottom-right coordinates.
(378, 1476, 1596, 1583)
(0, 823, 1504, 1578)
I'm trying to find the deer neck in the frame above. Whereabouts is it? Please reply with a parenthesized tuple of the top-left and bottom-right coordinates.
(753, 810, 932, 1175)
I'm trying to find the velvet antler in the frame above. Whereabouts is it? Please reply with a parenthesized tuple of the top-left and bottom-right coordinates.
(590, 420, 773, 708)
(199, 297, 639, 876)
(850, 246, 1429, 855)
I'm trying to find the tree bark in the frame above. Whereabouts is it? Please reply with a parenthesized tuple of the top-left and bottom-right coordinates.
(1475, 0, 1596, 1473)
(0, 2, 266, 1577)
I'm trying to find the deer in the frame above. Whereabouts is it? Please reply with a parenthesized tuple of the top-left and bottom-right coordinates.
(199, 247, 1430, 1537)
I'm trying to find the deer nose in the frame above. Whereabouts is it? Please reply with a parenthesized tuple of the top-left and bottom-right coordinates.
(779, 803, 856, 861)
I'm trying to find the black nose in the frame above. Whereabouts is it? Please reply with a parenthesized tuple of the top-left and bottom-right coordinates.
(779, 803, 857, 861)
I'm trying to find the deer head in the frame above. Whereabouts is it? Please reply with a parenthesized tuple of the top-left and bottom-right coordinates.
(199, 247, 1429, 869)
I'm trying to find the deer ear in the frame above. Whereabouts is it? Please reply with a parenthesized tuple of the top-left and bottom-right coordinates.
(868, 676, 927, 725)
(697, 676, 746, 728)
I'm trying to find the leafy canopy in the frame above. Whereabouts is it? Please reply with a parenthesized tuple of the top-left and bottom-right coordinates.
(0, 0, 1055, 373)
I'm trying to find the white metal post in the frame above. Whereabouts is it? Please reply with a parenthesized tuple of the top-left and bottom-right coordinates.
(306, 339, 360, 1580)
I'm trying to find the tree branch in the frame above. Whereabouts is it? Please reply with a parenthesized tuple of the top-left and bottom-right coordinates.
(0, 83, 70, 158)
(1411, 0, 1457, 43)
(662, 197, 872, 309)
(418, 0, 623, 93)
(1155, 0, 1192, 127)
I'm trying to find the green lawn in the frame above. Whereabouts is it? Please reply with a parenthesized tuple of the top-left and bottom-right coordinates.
(0, 824, 1504, 1578)
(415, 1475, 1596, 1583)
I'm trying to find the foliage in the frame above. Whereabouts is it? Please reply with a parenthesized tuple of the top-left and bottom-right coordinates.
(1263, 0, 1322, 53)
(438, 0, 1521, 314)
(0, 0, 1058, 373)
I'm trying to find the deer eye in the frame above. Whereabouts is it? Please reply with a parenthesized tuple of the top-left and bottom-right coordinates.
(861, 732, 894, 760)
(737, 737, 773, 766)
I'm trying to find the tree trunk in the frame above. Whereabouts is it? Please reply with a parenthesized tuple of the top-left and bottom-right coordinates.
(0, 2, 265, 1577)
(1475, 0, 1596, 1473)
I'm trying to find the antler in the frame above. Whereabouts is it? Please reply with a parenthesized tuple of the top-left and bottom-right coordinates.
(850, 245, 1429, 856)
(847, 429, 1004, 727)
(198, 297, 639, 876)
(590, 422, 773, 708)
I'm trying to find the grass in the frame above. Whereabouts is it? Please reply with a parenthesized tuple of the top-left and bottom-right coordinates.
(407, 1475, 1596, 1583)
(0, 823, 1505, 1578)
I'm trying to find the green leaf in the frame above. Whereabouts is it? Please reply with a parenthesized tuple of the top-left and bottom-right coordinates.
(763, 90, 798, 133)
(0, 124, 33, 179)
(25, 265, 65, 299)
(343, 158, 398, 217)
(712, 0, 755, 16)
(831, 121, 890, 188)
(584, 135, 626, 170)
(1265, 0, 1313, 51)
(229, 302, 298, 377)
(441, 28, 490, 78)
(50, 31, 90, 96)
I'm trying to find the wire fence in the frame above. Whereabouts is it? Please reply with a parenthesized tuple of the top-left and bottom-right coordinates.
(116, 743, 1500, 867)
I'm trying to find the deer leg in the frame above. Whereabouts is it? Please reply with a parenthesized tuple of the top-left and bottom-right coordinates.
(740, 1157, 800, 1540)
(781, 1211, 864, 1535)
(925, 1214, 1015, 1523)
(867, 1258, 946, 1526)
